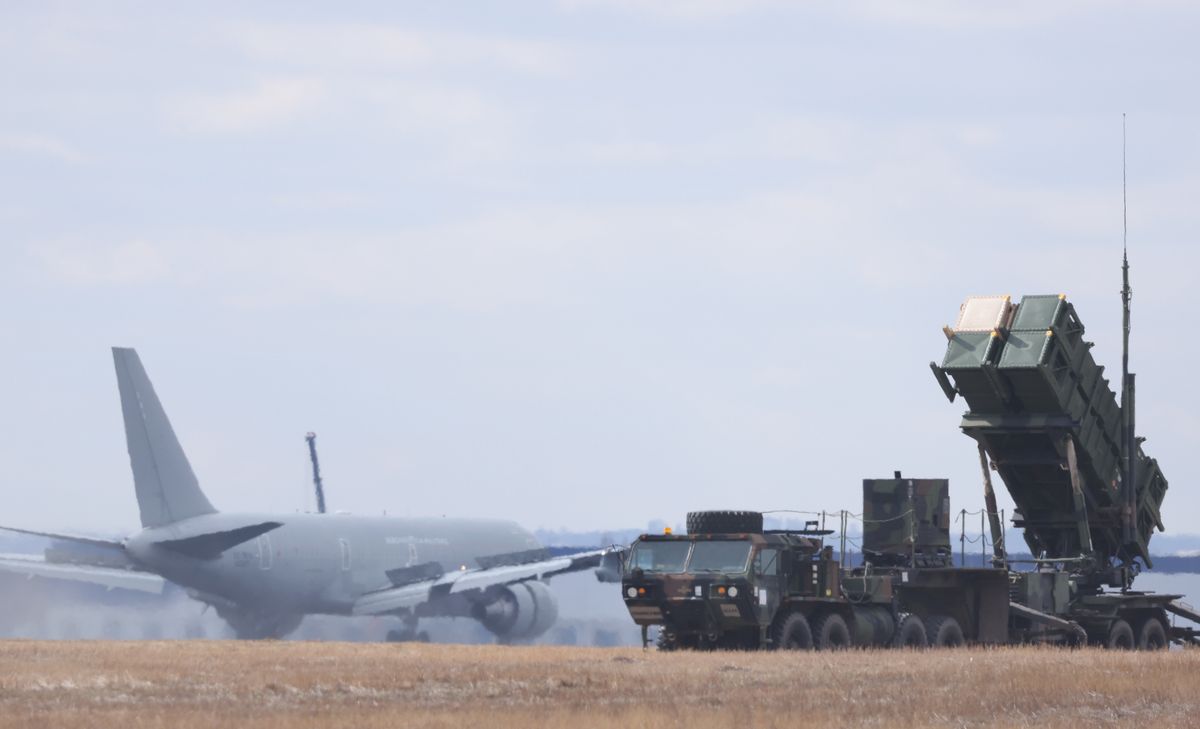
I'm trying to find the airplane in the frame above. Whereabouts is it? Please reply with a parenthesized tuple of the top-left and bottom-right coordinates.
(0, 348, 622, 641)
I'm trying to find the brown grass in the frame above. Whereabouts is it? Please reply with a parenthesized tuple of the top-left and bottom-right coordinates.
(0, 640, 1198, 728)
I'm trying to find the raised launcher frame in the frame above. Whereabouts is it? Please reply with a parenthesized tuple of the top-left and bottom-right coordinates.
(932, 294, 1200, 646)
(931, 294, 1166, 587)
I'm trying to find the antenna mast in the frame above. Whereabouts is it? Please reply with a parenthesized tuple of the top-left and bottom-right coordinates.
(306, 432, 327, 514)
(1119, 114, 1136, 564)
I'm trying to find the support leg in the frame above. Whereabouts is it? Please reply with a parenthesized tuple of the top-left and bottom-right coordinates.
(977, 444, 1006, 566)
(1064, 436, 1094, 557)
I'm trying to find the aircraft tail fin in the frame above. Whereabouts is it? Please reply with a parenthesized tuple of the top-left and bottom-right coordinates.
(113, 347, 218, 528)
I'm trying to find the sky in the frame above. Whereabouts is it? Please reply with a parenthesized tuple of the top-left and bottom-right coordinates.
(2, 1, 1199, 537)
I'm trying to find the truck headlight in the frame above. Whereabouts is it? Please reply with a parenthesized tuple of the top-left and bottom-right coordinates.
(626, 586, 638, 598)
(727, 586, 739, 598)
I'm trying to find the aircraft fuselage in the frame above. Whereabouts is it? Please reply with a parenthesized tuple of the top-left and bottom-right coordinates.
(124, 513, 542, 615)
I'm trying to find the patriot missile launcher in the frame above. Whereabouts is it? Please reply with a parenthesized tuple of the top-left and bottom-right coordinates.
(930, 264, 1200, 646)
(621, 253, 1200, 649)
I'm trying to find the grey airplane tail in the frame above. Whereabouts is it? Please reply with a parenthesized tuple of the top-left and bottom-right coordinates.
(113, 347, 218, 528)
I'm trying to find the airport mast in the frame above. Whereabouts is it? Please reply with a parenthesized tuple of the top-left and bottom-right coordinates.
(306, 432, 327, 514)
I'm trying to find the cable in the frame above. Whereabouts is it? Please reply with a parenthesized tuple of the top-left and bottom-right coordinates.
(845, 509, 915, 525)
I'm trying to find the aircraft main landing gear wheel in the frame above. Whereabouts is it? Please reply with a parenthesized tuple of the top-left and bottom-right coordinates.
(386, 630, 430, 643)
(387, 616, 429, 643)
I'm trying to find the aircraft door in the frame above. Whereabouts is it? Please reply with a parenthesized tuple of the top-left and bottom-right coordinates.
(339, 539, 351, 571)
(257, 535, 273, 570)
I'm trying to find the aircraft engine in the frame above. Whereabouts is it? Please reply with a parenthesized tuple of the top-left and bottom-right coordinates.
(477, 580, 559, 642)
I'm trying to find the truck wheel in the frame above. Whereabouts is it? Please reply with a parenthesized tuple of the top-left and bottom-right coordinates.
(1135, 616, 1168, 650)
(812, 613, 851, 650)
(656, 631, 699, 651)
(893, 614, 928, 649)
(1106, 619, 1134, 650)
(656, 631, 679, 651)
(771, 612, 813, 650)
(686, 511, 763, 535)
(925, 616, 964, 648)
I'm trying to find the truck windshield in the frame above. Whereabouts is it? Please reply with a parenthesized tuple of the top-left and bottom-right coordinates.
(687, 540, 752, 573)
(628, 540, 691, 573)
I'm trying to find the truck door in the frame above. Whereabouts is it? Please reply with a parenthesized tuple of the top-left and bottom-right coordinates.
(754, 548, 781, 623)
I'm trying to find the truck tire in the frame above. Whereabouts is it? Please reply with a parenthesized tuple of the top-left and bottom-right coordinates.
(686, 511, 763, 535)
(656, 631, 685, 651)
(656, 631, 699, 651)
(656, 631, 673, 651)
(925, 615, 964, 648)
(1135, 616, 1168, 651)
(1106, 619, 1134, 650)
(771, 611, 813, 650)
(893, 614, 928, 649)
(811, 613, 851, 650)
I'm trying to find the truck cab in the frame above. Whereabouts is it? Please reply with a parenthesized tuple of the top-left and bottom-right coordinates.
(621, 511, 842, 650)
(621, 479, 1012, 651)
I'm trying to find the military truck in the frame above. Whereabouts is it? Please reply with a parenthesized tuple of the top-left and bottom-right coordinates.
(622, 265, 1200, 650)
(621, 475, 1011, 650)
(622, 510, 838, 650)
(621, 468, 1189, 650)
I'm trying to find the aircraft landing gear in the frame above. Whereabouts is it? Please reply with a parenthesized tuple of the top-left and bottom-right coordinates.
(386, 615, 430, 643)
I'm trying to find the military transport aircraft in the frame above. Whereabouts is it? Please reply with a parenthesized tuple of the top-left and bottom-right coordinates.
(0, 348, 622, 640)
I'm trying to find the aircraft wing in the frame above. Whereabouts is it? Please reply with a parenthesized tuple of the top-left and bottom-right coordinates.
(0, 525, 124, 549)
(0, 553, 166, 594)
(352, 546, 624, 617)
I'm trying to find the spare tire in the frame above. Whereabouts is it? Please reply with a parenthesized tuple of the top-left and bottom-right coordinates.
(686, 510, 763, 535)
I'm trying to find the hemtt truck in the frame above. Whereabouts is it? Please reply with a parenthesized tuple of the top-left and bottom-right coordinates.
(622, 476, 1009, 650)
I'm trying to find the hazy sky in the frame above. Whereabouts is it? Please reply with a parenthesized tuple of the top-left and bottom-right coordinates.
(2, 2, 1198, 536)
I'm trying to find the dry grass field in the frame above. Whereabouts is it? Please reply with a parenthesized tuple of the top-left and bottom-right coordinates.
(1, 640, 1198, 728)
